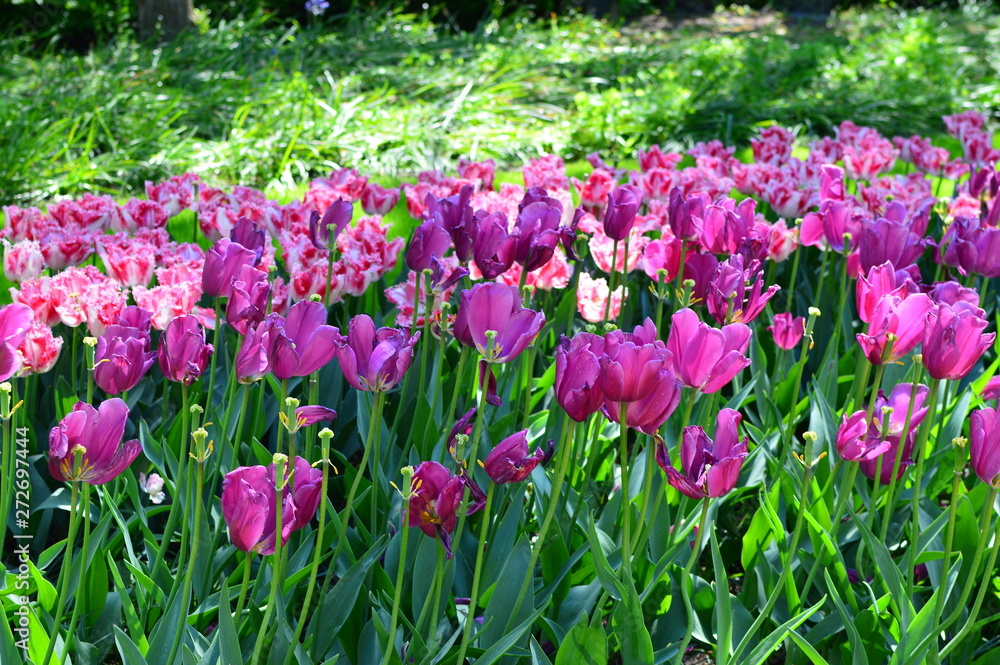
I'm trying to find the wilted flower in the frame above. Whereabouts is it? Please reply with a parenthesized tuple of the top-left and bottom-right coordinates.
(706, 255, 780, 325)
(655, 408, 749, 498)
(483, 430, 545, 484)
(409, 461, 481, 558)
(48, 399, 143, 485)
(294, 405, 338, 428)
(221, 456, 323, 555)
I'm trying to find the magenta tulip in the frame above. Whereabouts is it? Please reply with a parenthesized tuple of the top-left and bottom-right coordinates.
(309, 198, 353, 250)
(94, 326, 156, 394)
(856, 293, 934, 365)
(264, 301, 340, 380)
(768, 313, 805, 350)
(226, 265, 271, 335)
(235, 321, 271, 383)
(665, 308, 751, 394)
(602, 184, 642, 241)
(202, 238, 258, 298)
(48, 399, 142, 484)
(157, 315, 213, 385)
(555, 333, 606, 422)
(706, 255, 780, 325)
(970, 408, 1000, 487)
(836, 411, 891, 462)
(922, 302, 995, 381)
(0, 303, 34, 381)
(602, 368, 683, 434)
(655, 408, 748, 498)
(294, 405, 338, 428)
(483, 430, 545, 484)
(408, 461, 481, 558)
(406, 220, 452, 272)
(334, 314, 419, 392)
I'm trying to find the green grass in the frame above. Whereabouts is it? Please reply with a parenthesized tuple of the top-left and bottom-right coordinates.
(1, 3, 999, 204)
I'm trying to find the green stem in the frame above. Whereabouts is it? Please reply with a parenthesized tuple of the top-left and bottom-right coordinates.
(232, 384, 252, 462)
(449, 366, 490, 569)
(152, 383, 191, 578)
(905, 378, 942, 604)
(60, 482, 92, 663)
(369, 391, 386, 538)
(673, 499, 711, 665)
(455, 482, 495, 664)
(604, 239, 619, 323)
(619, 402, 633, 577)
(939, 491, 1000, 660)
(799, 463, 859, 609)
(939, 487, 999, 637)
(880, 361, 924, 541)
(232, 551, 253, 632)
(381, 500, 411, 665)
(673, 242, 689, 305)
(930, 441, 967, 657)
(208, 300, 223, 402)
(167, 457, 205, 665)
(284, 432, 334, 665)
(0, 382, 13, 562)
(630, 435, 658, 556)
(421, 542, 446, 647)
(784, 242, 802, 313)
(42, 481, 81, 665)
(570, 414, 603, 530)
(250, 461, 287, 665)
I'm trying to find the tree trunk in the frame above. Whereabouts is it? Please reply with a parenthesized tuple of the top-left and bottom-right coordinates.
(137, 0, 194, 42)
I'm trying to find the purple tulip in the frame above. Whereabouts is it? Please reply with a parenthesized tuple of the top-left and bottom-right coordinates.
(428, 185, 476, 262)
(923, 302, 995, 381)
(157, 315, 214, 385)
(221, 456, 323, 555)
(602, 184, 642, 241)
(264, 301, 340, 380)
(665, 308, 751, 394)
(226, 265, 271, 335)
(513, 196, 564, 272)
(555, 333, 606, 422)
(334, 314, 419, 392)
(408, 461, 481, 558)
(295, 405, 338, 428)
(48, 399, 142, 485)
(970, 408, 1000, 487)
(235, 321, 271, 383)
(230, 217, 266, 265)
(309, 199, 353, 250)
(601, 328, 669, 403)
(858, 217, 927, 276)
(706, 255, 780, 325)
(856, 293, 934, 365)
(768, 313, 805, 350)
(655, 408, 748, 498)
(202, 238, 258, 298)
(483, 430, 545, 484)
(698, 200, 755, 255)
(668, 188, 708, 242)
(472, 211, 517, 279)
(799, 199, 862, 252)
(406, 220, 453, 272)
(856, 383, 931, 484)
(94, 326, 156, 394)
(0, 303, 33, 381)
(836, 411, 891, 462)
(116, 305, 153, 333)
(447, 407, 477, 455)
(952, 225, 1000, 278)
(602, 368, 683, 434)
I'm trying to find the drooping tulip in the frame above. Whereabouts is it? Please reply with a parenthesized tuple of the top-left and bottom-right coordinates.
(48, 399, 143, 485)
(334, 314, 419, 392)
(665, 308, 751, 394)
(483, 430, 545, 484)
(655, 408, 748, 498)
(157, 315, 214, 385)
(221, 456, 323, 555)
(856, 383, 931, 484)
(264, 301, 340, 380)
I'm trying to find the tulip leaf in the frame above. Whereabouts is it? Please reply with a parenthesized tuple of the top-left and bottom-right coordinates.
(710, 529, 733, 665)
(743, 598, 825, 665)
(611, 575, 653, 665)
(312, 535, 388, 658)
(849, 505, 914, 625)
(586, 514, 624, 601)
(82, 547, 110, 629)
(107, 552, 150, 654)
(787, 629, 831, 665)
(823, 570, 869, 665)
(483, 536, 533, 645)
(555, 613, 607, 665)
(530, 636, 555, 665)
(217, 576, 243, 665)
(28, 559, 57, 613)
(473, 605, 547, 665)
(114, 626, 150, 665)
(146, 586, 186, 664)
(893, 556, 963, 665)
(0, 605, 20, 665)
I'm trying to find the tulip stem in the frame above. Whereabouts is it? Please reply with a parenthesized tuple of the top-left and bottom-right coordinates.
(42, 481, 81, 665)
(369, 390, 386, 538)
(564, 259, 581, 335)
(303, 371, 319, 462)
(152, 383, 191, 583)
(799, 462, 859, 610)
(939, 489, 1000, 660)
(232, 551, 253, 633)
(618, 235, 630, 327)
(418, 275, 432, 400)
(905, 377, 941, 607)
(251, 460, 287, 665)
(167, 454, 205, 665)
(674, 242, 688, 307)
(570, 414, 603, 532)
(456, 481, 494, 665)
(604, 239, 619, 323)
(929, 441, 968, 658)
(449, 365, 490, 572)
(284, 432, 334, 665)
(208, 300, 223, 402)
(879, 362, 923, 542)
(381, 500, 410, 665)
(673, 498, 711, 665)
(784, 240, 802, 314)
(629, 435, 658, 558)
(940, 486, 998, 631)
(418, 542, 446, 646)
(619, 402, 633, 577)
(59, 482, 91, 663)
(508, 416, 576, 632)
(0, 380, 14, 563)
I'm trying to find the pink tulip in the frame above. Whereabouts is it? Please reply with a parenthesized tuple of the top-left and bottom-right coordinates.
(768, 313, 805, 350)
(48, 399, 142, 485)
(923, 302, 995, 381)
(655, 408, 748, 498)
(665, 308, 751, 394)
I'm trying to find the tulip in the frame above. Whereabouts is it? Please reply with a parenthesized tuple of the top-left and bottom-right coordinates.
(952, 226, 1000, 278)
(858, 217, 927, 276)
(923, 302, 995, 381)
(483, 430, 545, 484)
(855, 383, 931, 484)
(602, 184, 642, 241)
(406, 220, 452, 272)
(428, 185, 475, 262)
(768, 313, 805, 350)
(0, 303, 34, 382)
(655, 408, 748, 498)
(447, 407, 477, 456)
(554, 333, 606, 422)
(157, 315, 214, 385)
(471, 211, 517, 280)
(453, 283, 545, 364)
(799, 199, 861, 252)
(17, 323, 63, 376)
(706, 255, 780, 325)
(855, 293, 934, 365)
(48, 399, 142, 484)
(360, 183, 401, 215)
(334, 314, 420, 392)
(668, 188, 708, 242)
(970, 408, 1000, 487)
(226, 265, 271, 335)
(294, 405, 338, 429)
(117, 306, 153, 333)
(3, 240, 44, 283)
(601, 331, 669, 403)
(309, 199, 354, 250)
(602, 368, 683, 434)
(235, 321, 271, 383)
(221, 456, 323, 555)
(408, 461, 479, 558)
(230, 217, 266, 265)
(94, 326, 156, 394)
(513, 197, 564, 272)
(202, 239, 258, 299)
(264, 301, 340, 380)
(835, 410, 891, 462)
(665, 308, 751, 394)
(697, 199, 755, 255)
(856, 261, 920, 323)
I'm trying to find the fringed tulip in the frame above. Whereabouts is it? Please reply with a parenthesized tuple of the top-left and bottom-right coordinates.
(48, 399, 142, 485)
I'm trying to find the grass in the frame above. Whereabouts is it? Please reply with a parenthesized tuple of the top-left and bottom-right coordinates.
(1, 2, 999, 205)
